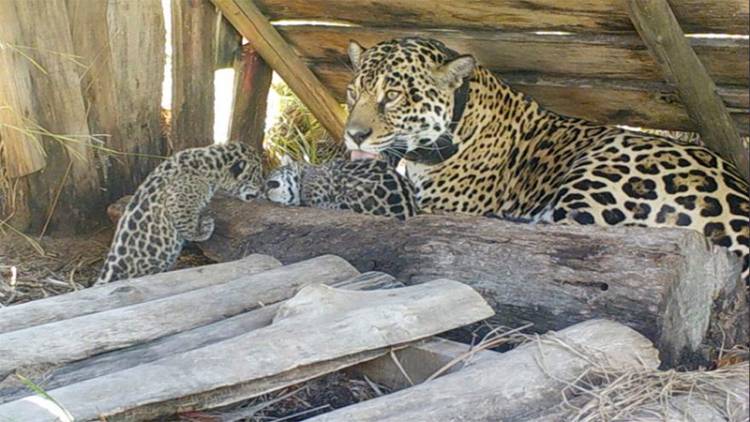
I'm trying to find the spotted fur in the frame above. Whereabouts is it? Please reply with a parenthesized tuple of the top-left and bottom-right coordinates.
(264, 159, 418, 220)
(344, 37, 750, 286)
(96, 143, 263, 284)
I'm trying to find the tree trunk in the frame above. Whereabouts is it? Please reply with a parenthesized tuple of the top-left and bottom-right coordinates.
(195, 198, 749, 368)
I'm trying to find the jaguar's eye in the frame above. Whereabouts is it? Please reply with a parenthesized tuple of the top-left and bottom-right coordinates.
(346, 87, 357, 103)
(385, 90, 401, 102)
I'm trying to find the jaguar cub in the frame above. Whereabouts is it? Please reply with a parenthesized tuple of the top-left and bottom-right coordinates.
(96, 143, 263, 284)
(264, 159, 419, 220)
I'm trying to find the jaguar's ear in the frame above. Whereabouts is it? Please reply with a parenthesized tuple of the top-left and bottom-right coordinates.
(348, 40, 365, 73)
(229, 160, 246, 178)
(433, 55, 475, 89)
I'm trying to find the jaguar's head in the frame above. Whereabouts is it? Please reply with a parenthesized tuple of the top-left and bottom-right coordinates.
(217, 143, 264, 202)
(345, 37, 475, 165)
(263, 164, 302, 206)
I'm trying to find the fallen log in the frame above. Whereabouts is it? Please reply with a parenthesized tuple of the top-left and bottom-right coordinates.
(0, 279, 494, 421)
(0, 255, 358, 378)
(0, 253, 280, 334)
(309, 319, 660, 422)
(0, 272, 399, 404)
(188, 198, 747, 367)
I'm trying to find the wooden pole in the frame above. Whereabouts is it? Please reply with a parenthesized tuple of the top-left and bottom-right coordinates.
(171, 0, 217, 151)
(628, 0, 750, 180)
(228, 44, 273, 151)
(211, 0, 346, 141)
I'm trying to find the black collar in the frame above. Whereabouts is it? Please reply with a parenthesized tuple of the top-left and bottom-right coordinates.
(448, 76, 471, 135)
(401, 77, 470, 165)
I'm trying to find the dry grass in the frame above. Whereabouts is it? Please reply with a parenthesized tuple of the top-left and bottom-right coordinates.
(172, 372, 387, 422)
(264, 82, 346, 169)
(563, 361, 749, 421)
(515, 331, 750, 421)
(0, 231, 109, 306)
(0, 230, 214, 306)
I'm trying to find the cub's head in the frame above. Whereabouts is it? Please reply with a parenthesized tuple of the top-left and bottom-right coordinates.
(345, 37, 475, 165)
(264, 164, 302, 206)
(216, 143, 264, 201)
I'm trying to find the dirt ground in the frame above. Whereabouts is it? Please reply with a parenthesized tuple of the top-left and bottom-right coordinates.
(0, 228, 214, 307)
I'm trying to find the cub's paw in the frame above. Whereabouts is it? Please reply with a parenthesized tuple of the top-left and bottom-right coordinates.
(193, 216, 215, 241)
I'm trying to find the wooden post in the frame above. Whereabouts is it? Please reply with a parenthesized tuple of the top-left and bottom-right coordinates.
(628, 0, 750, 180)
(7, 0, 106, 234)
(211, 0, 346, 141)
(228, 44, 273, 151)
(171, 0, 217, 151)
(0, 1, 45, 179)
(215, 14, 242, 69)
(66, 0, 166, 203)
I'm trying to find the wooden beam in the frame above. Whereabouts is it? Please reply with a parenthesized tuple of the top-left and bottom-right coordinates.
(212, 0, 346, 141)
(628, 0, 750, 180)
(170, 0, 217, 150)
(252, 0, 749, 35)
(198, 198, 748, 368)
(228, 44, 273, 151)
(0, 254, 281, 334)
(279, 26, 749, 87)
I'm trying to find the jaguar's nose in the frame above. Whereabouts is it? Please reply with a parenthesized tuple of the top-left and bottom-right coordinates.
(266, 180, 280, 190)
(346, 127, 373, 145)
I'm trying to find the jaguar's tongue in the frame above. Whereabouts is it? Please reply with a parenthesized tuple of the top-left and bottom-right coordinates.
(350, 150, 380, 160)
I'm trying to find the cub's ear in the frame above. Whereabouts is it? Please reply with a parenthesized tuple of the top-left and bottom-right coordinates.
(348, 40, 365, 72)
(433, 55, 475, 89)
(230, 160, 246, 177)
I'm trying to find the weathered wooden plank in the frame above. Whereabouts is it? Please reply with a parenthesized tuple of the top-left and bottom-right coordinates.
(629, 0, 749, 180)
(212, 0, 346, 141)
(0, 254, 280, 334)
(0, 0, 45, 179)
(0, 272, 399, 404)
(349, 337, 499, 391)
(0, 279, 493, 421)
(67, 0, 167, 201)
(0, 255, 358, 378)
(11, 0, 106, 233)
(170, 0, 217, 150)
(199, 199, 749, 367)
(311, 319, 659, 422)
(255, 0, 749, 34)
(228, 44, 273, 150)
(310, 63, 750, 135)
(279, 26, 749, 86)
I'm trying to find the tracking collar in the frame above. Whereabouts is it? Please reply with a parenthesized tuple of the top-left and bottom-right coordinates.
(402, 76, 470, 165)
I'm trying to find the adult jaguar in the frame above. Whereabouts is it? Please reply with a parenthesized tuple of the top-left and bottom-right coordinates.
(343, 37, 749, 286)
